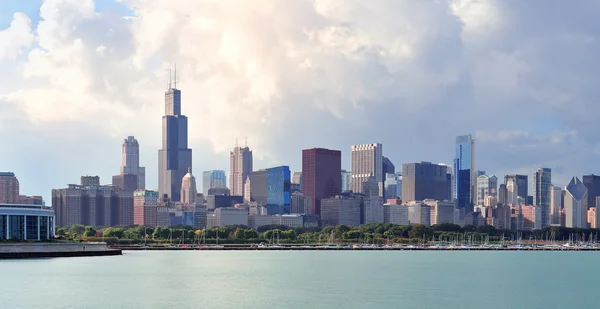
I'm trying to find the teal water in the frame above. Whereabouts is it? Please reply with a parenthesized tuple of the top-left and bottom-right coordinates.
(0, 251, 596, 309)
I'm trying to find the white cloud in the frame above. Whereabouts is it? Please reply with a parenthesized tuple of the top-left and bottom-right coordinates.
(0, 13, 34, 60)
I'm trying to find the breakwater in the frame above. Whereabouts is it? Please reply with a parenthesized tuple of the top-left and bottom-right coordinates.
(111, 245, 600, 251)
(0, 242, 122, 259)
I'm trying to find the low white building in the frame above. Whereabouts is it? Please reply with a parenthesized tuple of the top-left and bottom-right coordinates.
(272, 214, 304, 228)
(211, 207, 248, 227)
(383, 203, 409, 225)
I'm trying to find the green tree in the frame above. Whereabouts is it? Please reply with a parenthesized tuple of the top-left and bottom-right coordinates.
(104, 227, 124, 238)
(234, 228, 246, 240)
(83, 226, 96, 237)
(56, 227, 68, 236)
(69, 224, 85, 237)
(152, 227, 164, 239)
(409, 224, 433, 239)
(244, 229, 259, 239)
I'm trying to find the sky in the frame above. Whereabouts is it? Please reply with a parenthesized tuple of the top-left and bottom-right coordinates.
(1, 0, 600, 203)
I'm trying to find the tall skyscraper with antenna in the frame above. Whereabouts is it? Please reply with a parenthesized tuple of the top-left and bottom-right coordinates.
(158, 65, 192, 202)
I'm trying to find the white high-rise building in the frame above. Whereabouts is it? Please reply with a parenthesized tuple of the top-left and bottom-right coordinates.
(121, 136, 146, 189)
(476, 175, 497, 206)
(229, 145, 253, 197)
(506, 179, 519, 206)
(351, 143, 383, 196)
(564, 177, 588, 228)
(181, 169, 197, 205)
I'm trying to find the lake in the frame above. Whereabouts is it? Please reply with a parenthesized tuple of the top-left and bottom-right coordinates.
(0, 251, 596, 308)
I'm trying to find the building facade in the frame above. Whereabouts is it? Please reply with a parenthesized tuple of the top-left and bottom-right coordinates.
(453, 135, 475, 212)
(533, 168, 552, 227)
(504, 175, 528, 200)
(341, 170, 352, 192)
(114, 136, 146, 190)
(564, 177, 588, 228)
(133, 190, 159, 227)
(302, 148, 342, 216)
(476, 175, 498, 206)
(158, 84, 192, 202)
(0, 204, 55, 240)
(180, 170, 198, 205)
(583, 174, 600, 209)
(549, 186, 562, 225)
(0, 172, 19, 204)
(383, 203, 409, 225)
(229, 146, 253, 197)
(266, 166, 291, 214)
(402, 162, 449, 202)
(248, 170, 268, 206)
(202, 170, 227, 196)
(425, 200, 455, 225)
(351, 143, 383, 196)
(320, 194, 361, 227)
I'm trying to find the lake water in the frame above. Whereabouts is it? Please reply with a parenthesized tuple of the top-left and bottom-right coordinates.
(0, 250, 596, 309)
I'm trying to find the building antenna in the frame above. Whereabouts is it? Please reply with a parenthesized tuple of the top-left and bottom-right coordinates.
(245, 136, 248, 147)
(168, 64, 172, 90)
(174, 63, 178, 89)
(235, 138, 239, 148)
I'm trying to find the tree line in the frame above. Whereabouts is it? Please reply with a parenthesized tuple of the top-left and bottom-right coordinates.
(55, 223, 600, 245)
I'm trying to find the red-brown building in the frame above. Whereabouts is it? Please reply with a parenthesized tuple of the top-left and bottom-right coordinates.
(301, 148, 342, 217)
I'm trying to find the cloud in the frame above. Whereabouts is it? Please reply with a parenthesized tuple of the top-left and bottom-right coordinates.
(1, 0, 600, 200)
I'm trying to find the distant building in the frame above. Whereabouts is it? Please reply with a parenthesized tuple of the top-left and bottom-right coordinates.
(181, 170, 198, 205)
(384, 173, 402, 200)
(402, 162, 449, 202)
(133, 190, 158, 227)
(266, 166, 291, 214)
(362, 196, 384, 224)
(113, 136, 145, 190)
(583, 174, 600, 209)
(564, 177, 588, 228)
(504, 175, 528, 201)
(80, 176, 100, 186)
(206, 195, 244, 210)
(202, 170, 227, 196)
(320, 194, 361, 227)
(230, 145, 253, 197)
(506, 178, 519, 206)
(549, 186, 562, 225)
(405, 201, 431, 226)
(53, 179, 134, 227)
(533, 168, 552, 227)
(454, 135, 475, 212)
(351, 143, 383, 196)
(291, 172, 302, 191)
(424, 200, 455, 225)
(476, 175, 498, 206)
(341, 170, 352, 192)
(588, 207, 596, 229)
(302, 148, 342, 216)
(18, 195, 44, 206)
(498, 184, 507, 206)
(383, 203, 409, 225)
(249, 170, 268, 206)
(0, 172, 19, 204)
(207, 187, 230, 196)
(290, 192, 311, 214)
(212, 207, 248, 227)
(521, 205, 542, 231)
(382, 156, 395, 197)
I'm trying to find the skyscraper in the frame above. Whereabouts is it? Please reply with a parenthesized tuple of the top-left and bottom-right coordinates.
(582, 174, 600, 209)
(351, 143, 383, 196)
(302, 148, 342, 216)
(453, 135, 475, 212)
(564, 177, 588, 228)
(549, 185, 562, 225)
(533, 168, 551, 227)
(121, 136, 145, 189)
(402, 162, 449, 202)
(506, 179, 519, 206)
(266, 166, 291, 214)
(476, 175, 498, 206)
(341, 170, 352, 192)
(504, 175, 528, 199)
(158, 78, 192, 202)
(0, 172, 19, 204)
(229, 145, 253, 197)
(202, 170, 227, 196)
(181, 169, 198, 205)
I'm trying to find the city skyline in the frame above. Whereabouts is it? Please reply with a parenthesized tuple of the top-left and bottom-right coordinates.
(3, 1, 600, 202)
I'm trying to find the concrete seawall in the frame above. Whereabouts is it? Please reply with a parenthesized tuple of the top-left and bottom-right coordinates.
(0, 242, 122, 259)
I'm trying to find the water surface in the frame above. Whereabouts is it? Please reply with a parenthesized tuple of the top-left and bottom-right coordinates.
(0, 251, 595, 309)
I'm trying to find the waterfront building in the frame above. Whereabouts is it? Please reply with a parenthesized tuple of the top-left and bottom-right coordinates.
(266, 166, 291, 214)
(351, 143, 383, 196)
(302, 148, 342, 216)
(453, 135, 475, 212)
(320, 194, 361, 227)
(520, 205, 542, 230)
(193, 205, 207, 229)
(180, 170, 198, 205)
(533, 168, 552, 227)
(133, 190, 158, 227)
(290, 192, 311, 214)
(362, 196, 384, 224)
(564, 177, 588, 228)
(248, 214, 273, 229)
(229, 145, 253, 197)
(341, 170, 352, 192)
(506, 179, 519, 206)
(504, 175, 528, 200)
(494, 204, 512, 230)
(272, 214, 304, 228)
(406, 201, 431, 226)
(383, 203, 409, 225)
(0, 172, 19, 204)
(52, 177, 134, 227)
(583, 174, 600, 209)
(402, 162, 449, 202)
(113, 136, 145, 190)
(202, 170, 227, 196)
(212, 207, 248, 227)
(476, 175, 498, 206)
(0, 203, 55, 240)
(158, 80, 193, 202)
(424, 200, 455, 225)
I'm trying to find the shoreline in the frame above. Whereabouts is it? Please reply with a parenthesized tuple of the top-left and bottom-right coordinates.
(0, 242, 122, 259)
(111, 245, 600, 251)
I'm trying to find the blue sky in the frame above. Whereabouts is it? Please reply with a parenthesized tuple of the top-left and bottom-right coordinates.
(1, 0, 600, 203)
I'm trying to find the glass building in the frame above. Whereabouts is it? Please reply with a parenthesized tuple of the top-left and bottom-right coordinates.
(454, 135, 475, 212)
(533, 168, 552, 227)
(0, 204, 55, 240)
(266, 166, 291, 215)
(202, 170, 227, 196)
